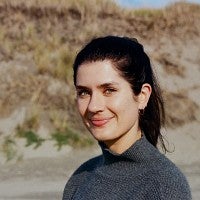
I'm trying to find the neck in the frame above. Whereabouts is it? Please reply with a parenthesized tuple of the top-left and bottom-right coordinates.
(103, 129, 142, 154)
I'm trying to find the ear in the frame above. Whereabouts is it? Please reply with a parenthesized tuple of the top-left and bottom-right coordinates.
(137, 83, 152, 109)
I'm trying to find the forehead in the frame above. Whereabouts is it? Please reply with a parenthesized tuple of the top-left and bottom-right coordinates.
(76, 60, 123, 86)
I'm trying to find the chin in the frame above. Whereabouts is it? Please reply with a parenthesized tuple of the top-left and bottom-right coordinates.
(90, 129, 116, 142)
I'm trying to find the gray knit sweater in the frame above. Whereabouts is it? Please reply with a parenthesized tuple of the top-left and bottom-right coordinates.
(63, 136, 191, 200)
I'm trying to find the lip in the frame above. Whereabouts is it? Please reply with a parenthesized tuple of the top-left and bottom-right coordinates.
(89, 117, 114, 127)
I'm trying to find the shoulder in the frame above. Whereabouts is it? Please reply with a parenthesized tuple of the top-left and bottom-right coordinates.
(65, 154, 103, 185)
(73, 154, 103, 175)
(65, 154, 103, 184)
(148, 155, 192, 200)
(62, 155, 103, 200)
(141, 141, 191, 199)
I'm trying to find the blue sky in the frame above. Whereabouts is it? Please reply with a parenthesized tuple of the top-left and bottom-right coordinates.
(116, 0, 200, 8)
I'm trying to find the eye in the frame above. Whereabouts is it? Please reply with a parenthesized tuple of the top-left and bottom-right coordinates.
(77, 90, 90, 98)
(104, 88, 117, 96)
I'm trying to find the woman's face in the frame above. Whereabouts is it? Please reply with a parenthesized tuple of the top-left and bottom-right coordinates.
(75, 60, 148, 152)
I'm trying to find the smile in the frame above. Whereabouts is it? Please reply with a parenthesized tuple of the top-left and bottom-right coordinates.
(89, 117, 114, 127)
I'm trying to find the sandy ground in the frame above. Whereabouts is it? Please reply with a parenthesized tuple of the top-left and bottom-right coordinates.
(0, 122, 199, 200)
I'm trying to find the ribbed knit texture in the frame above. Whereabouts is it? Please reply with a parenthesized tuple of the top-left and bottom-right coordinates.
(63, 136, 191, 200)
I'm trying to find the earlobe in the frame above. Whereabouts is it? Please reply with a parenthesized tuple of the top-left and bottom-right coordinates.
(138, 83, 152, 109)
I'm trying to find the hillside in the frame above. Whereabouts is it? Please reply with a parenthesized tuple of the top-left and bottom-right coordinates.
(0, 0, 200, 161)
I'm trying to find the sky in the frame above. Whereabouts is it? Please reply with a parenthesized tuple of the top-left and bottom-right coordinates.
(116, 0, 200, 8)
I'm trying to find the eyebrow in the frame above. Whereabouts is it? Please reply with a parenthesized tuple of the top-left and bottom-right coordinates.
(76, 82, 119, 90)
(75, 85, 89, 90)
(97, 82, 119, 89)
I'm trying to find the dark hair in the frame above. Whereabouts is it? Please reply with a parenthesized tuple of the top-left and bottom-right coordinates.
(73, 35, 167, 152)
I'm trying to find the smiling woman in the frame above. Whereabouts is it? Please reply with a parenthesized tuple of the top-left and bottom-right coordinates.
(62, 36, 191, 200)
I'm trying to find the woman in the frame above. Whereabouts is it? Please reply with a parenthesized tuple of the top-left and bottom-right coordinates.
(63, 36, 191, 200)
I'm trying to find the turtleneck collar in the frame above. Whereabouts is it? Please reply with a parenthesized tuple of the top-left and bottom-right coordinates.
(99, 136, 159, 165)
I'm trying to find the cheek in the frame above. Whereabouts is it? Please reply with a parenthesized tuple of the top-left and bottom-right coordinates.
(77, 100, 87, 116)
(109, 96, 139, 117)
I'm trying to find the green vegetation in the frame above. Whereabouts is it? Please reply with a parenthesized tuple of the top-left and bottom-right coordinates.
(51, 128, 94, 150)
(15, 126, 93, 151)
(16, 129, 45, 149)
(1, 126, 93, 161)
(49, 111, 94, 150)
(14, 110, 93, 150)
(1, 136, 17, 161)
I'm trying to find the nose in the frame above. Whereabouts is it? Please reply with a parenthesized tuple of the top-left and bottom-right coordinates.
(87, 92, 105, 113)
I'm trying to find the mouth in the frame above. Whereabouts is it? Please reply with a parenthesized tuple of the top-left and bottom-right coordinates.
(89, 117, 114, 127)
